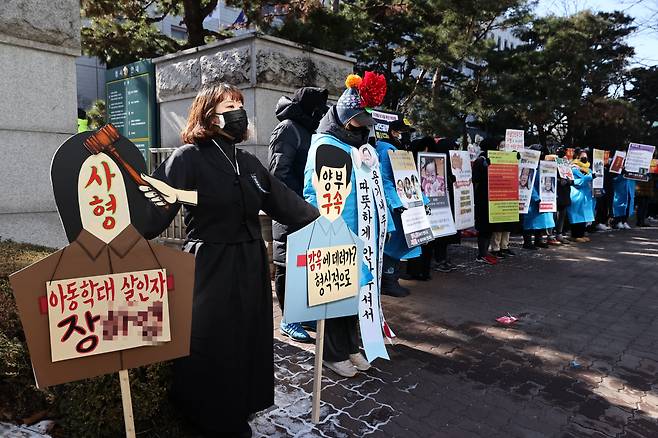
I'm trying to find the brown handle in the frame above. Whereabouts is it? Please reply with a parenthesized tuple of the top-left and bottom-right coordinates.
(106, 146, 170, 209)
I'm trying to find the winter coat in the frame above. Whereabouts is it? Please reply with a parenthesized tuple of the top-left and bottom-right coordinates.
(635, 177, 655, 198)
(612, 175, 636, 218)
(524, 172, 555, 230)
(556, 176, 572, 208)
(269, 89, 326, 265)
(375, 139, 422, 260)
(567, 167, 595, 224)
(472, 153, 491, 233)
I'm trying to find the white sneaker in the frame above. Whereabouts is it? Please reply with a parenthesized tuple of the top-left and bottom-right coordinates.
(595, 224, 608, 231)
(615, 222, 625, 230)
(323, 360, 357, 377)
(623, 223, 632, 229)
(349, 353, 371, 371)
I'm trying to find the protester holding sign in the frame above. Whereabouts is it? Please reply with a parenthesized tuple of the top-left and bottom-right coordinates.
(568, 149, 596, 242)
(268, 86, 329, 343)
(303, 72, 388, 377)
(138, 84, 319, 437)
(611, 173, 636, 229)
(522, 145, 555, 249)
(552, 147, 574, 244)
(490, 140, 520, 258)
(472, 138, 501, 264)
(635, 176, 655, 227)
(376, 118, 428, 295)
(408, 137, 460, 278)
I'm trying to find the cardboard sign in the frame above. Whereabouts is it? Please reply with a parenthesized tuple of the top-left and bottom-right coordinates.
(47, 269, 170, 362)
(518, 149, 541, 214)
(418, 153, 457, 238)
(609, 151, 626, 174)
(592, 149, 605, 197)
(9, 129, 195, 389)
(488, 151, 520, 223)
(556, 158, 574, 180)
(388, 150, 434, 247)
(624, 143, 656, 181)
(306, 245, 358, 307)
(284, 139, 363, 324)
(505, 129, 524, 151)
(449, 150, 475, 229)
(539, 160, 558, 213)
(371, 110, 401, 140)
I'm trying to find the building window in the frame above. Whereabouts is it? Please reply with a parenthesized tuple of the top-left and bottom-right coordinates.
(497, 37, 501, 50)
(171, 25, 188, 40)
(504, 40, 508, 50)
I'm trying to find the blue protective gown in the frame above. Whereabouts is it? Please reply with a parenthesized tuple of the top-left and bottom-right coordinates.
(524, 172, 555, 230)
(567, 167, 595, 224)
(611, 175, 636, 218)
(375, 139, 422, 261)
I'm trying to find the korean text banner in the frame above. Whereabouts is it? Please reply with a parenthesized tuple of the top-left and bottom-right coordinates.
(47, 269, 170, 362)
(371, 110, 400, 140)
(488, 151, 520, 223)
(505, 129, 524, 151)
(449, 150, 475, 229)
(306, 245, 359, 307)
(539, 160, 558, 213)
(592, 149, 605, 196)
(518, 149, 541, 214)
(388, 150, 434, 247)
(624, 143, 655, 181)
(418, 152, 457, 238)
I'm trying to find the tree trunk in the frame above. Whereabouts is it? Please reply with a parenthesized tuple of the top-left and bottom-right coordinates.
(430, 66, 442, 109)
(332, 0, 340, 13)
(182, 0, 206, 48)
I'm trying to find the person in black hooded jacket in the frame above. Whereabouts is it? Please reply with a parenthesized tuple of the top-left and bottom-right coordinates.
(268, 87, 328, 342)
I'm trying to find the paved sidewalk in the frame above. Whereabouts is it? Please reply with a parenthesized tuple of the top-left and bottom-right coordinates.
(258, 227, 658, 437)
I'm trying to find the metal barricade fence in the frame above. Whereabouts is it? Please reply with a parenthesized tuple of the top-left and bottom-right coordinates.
(149, 148, 186, 247)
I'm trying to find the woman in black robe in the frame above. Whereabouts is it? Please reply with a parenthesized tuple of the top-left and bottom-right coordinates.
(141, 84, 318, 437)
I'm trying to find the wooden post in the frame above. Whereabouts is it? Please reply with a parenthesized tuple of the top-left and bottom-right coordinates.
(118, 370, 136, 438)
(311, 319, 326, 424)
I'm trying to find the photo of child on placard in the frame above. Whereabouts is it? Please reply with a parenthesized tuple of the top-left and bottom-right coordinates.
(519, 168, 535, 190)
(419, 156, 446, 197)
(542, 176, 556, 193)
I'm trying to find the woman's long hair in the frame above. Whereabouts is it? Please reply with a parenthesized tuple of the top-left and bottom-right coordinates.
(181, 84, 244, 144)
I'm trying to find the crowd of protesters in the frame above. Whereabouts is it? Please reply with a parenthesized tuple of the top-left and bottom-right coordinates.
(143, 78, 655, 437)
(268, 84, 658, 343)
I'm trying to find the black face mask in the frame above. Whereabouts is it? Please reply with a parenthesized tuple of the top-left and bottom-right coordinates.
(214, 109, 248, 143)
(557, 150, 566, 158)
(580, 157, 589, 164)
(401, 132, 411, 146)
(346, 125, 370, 144)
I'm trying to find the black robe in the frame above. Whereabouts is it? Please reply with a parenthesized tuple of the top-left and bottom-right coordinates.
(144, 137, 318, 433)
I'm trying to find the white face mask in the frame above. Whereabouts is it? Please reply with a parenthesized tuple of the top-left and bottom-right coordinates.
(78, 153, 130, 243)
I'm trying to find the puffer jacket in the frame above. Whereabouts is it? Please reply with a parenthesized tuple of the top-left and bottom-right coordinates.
(268, 87, 327, 265)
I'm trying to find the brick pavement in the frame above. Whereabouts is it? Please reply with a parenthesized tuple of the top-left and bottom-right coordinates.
(256, 227, 658, 437)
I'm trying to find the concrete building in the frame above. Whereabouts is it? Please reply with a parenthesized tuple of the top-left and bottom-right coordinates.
(0, 0, 80, 248)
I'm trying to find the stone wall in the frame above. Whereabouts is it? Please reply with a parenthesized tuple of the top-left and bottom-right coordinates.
(0, 0, 80, 247)
(153, 32, 355, 163)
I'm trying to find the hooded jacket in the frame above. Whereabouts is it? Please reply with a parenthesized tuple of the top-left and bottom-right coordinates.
(268, 87, 328, 265)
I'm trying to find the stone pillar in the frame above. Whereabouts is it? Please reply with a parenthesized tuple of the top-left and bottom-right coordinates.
(0, 0, 81, 248)
(153, 32, 355, 163)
